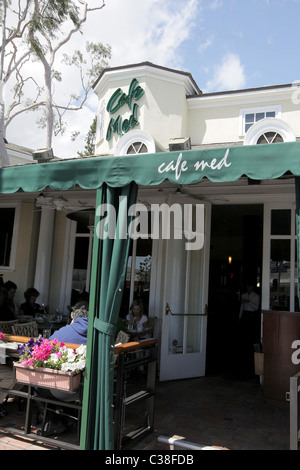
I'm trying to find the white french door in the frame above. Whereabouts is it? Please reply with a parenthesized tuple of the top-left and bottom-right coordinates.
(159, 201, 211, 381)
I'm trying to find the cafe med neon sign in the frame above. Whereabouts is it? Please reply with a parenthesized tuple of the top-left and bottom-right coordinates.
(106, 78, 144, 141)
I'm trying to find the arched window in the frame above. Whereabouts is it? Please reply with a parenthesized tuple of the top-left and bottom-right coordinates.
(257, 132, 284, 145)
(126, 142, 148, 154)
(114, 130, 157, 156)
(243, 118, 296, 146)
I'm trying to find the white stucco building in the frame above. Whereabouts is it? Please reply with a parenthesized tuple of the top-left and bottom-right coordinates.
(1, 62, 300, 387)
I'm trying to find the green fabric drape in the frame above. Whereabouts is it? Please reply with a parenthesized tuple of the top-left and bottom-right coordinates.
(80, 182, 138, 450)
(296, 178, 300, 301)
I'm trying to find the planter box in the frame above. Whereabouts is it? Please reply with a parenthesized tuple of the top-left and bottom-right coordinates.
(254, 352, 264, 376)
(14, 363, 81, 392)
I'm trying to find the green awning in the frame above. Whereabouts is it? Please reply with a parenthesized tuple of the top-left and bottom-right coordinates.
(0, 141, 300, 193)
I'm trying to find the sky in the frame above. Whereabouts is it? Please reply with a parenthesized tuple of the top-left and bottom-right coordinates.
(4, 0, 300, 159)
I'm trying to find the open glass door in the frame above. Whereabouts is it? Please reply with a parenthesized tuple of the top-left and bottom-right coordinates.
(159, 201, 211, 381)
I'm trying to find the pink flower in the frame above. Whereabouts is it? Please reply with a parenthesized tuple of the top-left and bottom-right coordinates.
(21, 358, 34, 367)
(0, 332, 3, 340)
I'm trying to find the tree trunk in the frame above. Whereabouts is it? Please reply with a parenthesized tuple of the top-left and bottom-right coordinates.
(0, 101, 10, 165)
(44, 63, 53, 149)
(0, 133, 10, 167)
(0, 1, 10, 166)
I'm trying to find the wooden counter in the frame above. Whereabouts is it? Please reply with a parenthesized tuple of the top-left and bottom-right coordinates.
(262, 310, 300, 401)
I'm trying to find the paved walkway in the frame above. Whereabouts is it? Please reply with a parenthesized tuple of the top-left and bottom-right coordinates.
(0, 375, 291, 451)
(134, 375, 290, 450)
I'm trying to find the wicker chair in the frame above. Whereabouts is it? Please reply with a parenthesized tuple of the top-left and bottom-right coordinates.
(145, 316, 156, 335)
(115, 330, 130, 345)
(12, 321, 39, 337)
(0, 319, 19, 334)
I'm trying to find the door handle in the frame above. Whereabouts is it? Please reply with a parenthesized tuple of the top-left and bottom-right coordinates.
(165, 303, 208, 316)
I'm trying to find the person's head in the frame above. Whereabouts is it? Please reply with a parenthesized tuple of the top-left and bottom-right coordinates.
(24, 287, 40, 303)
(4, 281, 17, 300)
(130, 300, 144, 319)
(245, 283, 254, 294)
(0, 287, 7, 306)
(70, 302, 89, 323)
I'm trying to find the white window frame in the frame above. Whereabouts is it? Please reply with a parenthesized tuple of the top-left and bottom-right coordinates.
(0, 203, 20, 271)
(262, 203, 297, 312)
(239, 105, 281, 137)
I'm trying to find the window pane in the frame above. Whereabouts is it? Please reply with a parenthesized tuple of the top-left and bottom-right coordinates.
(126, 142, 148, 154)
(271, 209, 291, 235)
(245, 113, 254, 123)
(245, 123, 253, 132)
(256, 112, 265, 121)
(272, 133, 284, 143)
(266, 111, 276, 118)
(0, 208, 15, 266)
(72, 237, 89, 293)
(257, 134, 268, 145)
(270, 239, 291, 311)
(121, 215, 152, 317)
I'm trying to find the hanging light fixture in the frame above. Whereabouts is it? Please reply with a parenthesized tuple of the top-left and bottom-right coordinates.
(66, 209, 95, 227)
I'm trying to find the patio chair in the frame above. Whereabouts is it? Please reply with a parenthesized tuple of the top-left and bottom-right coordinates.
(0, 319, 19, 334)
(145, 316, 156, 336)
(115, 330, 130, 346)
(12, 321, 38, 337)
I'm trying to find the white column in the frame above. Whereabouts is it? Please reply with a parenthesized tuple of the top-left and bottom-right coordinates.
(85, 226, 94, 293)
(34, 206, 55, 305)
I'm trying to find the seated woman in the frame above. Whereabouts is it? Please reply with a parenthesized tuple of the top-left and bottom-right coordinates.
(4, 281, 19, 319)
(0, 286, 14, 321)
(19, 287, 46, 317)
(125, 300, 148, 330)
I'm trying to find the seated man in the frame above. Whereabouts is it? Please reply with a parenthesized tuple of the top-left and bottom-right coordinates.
(49, 301, 89, 345)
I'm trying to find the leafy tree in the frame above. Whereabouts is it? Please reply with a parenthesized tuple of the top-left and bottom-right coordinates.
(77, 115, 97, 156)
(0, 0, 110, 166)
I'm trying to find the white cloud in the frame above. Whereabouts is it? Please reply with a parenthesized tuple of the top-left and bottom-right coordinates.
(198, 36, 214, 54)
(204, 53, 246, 92)
(80, 0, 199, 68)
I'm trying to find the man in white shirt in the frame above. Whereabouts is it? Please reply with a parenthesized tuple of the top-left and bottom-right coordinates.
(239, 283, 260, 319)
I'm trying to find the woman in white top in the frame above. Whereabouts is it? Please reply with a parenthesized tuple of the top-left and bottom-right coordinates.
(126, 300, 148, 329)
